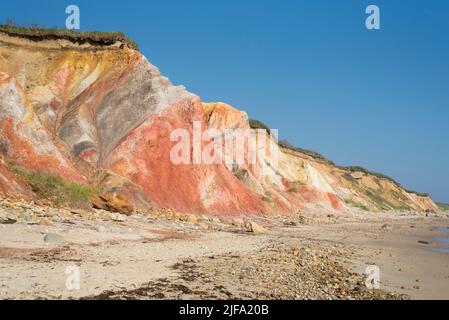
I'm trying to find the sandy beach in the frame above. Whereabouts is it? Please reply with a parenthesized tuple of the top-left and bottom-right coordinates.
(0, 199, 448, 300)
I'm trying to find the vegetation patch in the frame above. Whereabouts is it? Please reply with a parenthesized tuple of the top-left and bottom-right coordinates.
(7, 161, 98, 208)
(437, 202, 449, 211)
(365, 190, 410, 211)
(249, 119, 271, 134)
(344, 198, 368, 211)
(0, 22, 139, 50)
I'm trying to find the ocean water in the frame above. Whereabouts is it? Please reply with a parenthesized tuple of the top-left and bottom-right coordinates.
(432, 227, 449, 254)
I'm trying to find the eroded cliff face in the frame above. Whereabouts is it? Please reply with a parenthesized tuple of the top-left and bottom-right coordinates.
(0, 32, 438, 215)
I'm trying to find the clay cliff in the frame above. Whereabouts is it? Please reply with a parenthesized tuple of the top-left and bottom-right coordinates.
(0, 29, 438, 215)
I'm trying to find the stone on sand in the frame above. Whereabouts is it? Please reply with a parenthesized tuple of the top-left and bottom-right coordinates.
(186, 214, 198, 224)
(248, 222, 268, 234)
(43, 233, 66, 244)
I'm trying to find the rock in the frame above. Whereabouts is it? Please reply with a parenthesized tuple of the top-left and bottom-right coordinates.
(38, 218, 51, 226)
(71, 208, 88, 216)
(381, 224, 393, 231)
(231, 218, 245, 227)
(173, 212, 182, 220)
(211, 217, 221, 224)
(108, 212, 126, 222)
(92, 193, 134, 216)
(425, 209, 437, 217)
(297, 215, 307, 224)
(43, 233, 66, 244)
(0, 217, 17, 224)
(199, 223, 209, 230)
(97, 225, 107, 233)
(248, 222, 268, 234)
(186, 214, 198, 224)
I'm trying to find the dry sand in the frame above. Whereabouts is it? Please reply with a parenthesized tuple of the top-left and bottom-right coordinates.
(0, 203, 448, 300)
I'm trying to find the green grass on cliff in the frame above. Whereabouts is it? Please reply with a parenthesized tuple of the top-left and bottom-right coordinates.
(0, 23, 139, 50)
(7, 161, 98, 208)
(249, 118, 429, 198)
(249, 119, 331, 163)
(343, 198, 369, 211)
(249, 119, 272, 134)
(437, 202, 449, 211)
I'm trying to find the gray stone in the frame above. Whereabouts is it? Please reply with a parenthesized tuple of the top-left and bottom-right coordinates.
(0, 213, 17, 224)
(43, 233, 66, 244)
(108, 212, 126, 222)
(97, 226, 107, 233)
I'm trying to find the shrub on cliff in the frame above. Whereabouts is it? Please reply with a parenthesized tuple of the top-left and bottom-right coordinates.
(7, 161, 98, 208)
(437, 202, 449, 211)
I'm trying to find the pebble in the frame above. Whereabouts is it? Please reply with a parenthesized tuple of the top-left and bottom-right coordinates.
(196, 243, 407, 300)
(43, 233, 66, 244)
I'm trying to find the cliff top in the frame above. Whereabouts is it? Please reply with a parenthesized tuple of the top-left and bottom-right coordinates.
(0, 24, 139, 50)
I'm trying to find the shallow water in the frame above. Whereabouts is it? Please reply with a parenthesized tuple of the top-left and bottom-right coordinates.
(432, 247, 449, 254)
(432, 227, 449, 254)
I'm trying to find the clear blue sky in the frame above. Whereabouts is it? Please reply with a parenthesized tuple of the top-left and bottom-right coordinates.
(2, 1, 449, 202)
